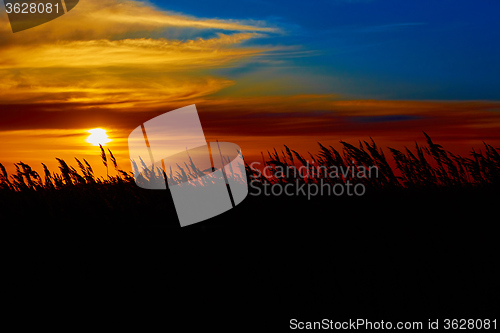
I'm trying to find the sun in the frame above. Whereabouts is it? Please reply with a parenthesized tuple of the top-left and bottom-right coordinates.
(86, 128, 111, 146)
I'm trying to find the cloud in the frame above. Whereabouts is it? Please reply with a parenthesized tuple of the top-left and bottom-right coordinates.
(0, 0, 276, 44)
(0, 33, 267, 69)
(162, 97, 500, 146)
(0, 67, 236, 105)
(0, 0, 278, 106)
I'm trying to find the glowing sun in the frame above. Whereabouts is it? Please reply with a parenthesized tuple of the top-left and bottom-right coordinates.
(86, 128, 111, 146)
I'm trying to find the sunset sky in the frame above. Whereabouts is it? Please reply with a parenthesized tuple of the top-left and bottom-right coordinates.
(1, 0, 499, 177)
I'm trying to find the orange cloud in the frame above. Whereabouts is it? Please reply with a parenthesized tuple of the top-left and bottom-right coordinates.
(0, 33, 267, 69)
(0, 0, 278, 107)
(0, 0, 277, 43)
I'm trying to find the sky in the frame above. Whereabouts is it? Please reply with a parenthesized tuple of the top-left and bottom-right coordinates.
(156, 0, 500, 100)
(0, 0, 499, 177)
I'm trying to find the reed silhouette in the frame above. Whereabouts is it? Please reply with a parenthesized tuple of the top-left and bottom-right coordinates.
(3, 133, 498, 320)
(1, 133, 498, 194)
(1, 132, 498, 229)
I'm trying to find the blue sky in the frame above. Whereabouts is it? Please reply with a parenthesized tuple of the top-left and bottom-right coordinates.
(151, 0, 500, 100)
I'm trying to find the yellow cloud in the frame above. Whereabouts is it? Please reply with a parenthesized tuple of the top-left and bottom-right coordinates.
(0, 68, 235, 105)
(0, 33, 267, 69)
(0, 0, 276, 44)
(0, 0, 277, 106)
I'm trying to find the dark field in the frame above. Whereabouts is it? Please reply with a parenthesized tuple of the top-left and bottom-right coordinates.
(2, 134, 499, 327)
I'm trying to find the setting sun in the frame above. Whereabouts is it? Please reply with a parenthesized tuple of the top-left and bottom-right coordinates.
(86, 128, 111, 146)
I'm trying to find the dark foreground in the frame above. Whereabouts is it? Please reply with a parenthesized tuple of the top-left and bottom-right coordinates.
(2, 182, 498, 328)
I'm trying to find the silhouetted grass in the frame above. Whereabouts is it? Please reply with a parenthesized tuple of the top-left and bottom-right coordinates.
(1, 133, 499, 194)
(5, 134, 498, 320)
(246, 132, 500, 189)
